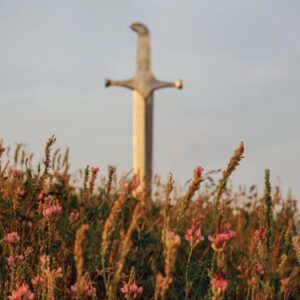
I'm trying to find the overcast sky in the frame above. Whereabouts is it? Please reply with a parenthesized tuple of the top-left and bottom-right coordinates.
(0, 0, 299, 197)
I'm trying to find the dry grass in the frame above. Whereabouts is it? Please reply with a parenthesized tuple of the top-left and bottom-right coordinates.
(0, 138, 299, 299)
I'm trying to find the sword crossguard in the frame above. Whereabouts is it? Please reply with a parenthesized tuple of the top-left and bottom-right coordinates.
(105, 23, 183, 98)
(105, 79, 134, 89)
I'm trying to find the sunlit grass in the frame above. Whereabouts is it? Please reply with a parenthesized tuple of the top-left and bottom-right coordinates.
(0, 138, 299, 299)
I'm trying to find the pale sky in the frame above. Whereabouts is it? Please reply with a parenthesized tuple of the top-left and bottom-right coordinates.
(0, 1, 299, 197)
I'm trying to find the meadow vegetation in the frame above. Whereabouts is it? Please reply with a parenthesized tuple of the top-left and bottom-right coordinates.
(0, 136, 299, 299)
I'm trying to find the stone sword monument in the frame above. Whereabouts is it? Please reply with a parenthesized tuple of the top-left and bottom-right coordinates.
(105, 23, 183, 193)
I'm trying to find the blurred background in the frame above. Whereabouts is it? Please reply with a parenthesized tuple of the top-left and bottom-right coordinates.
(0, 0, 299, 197)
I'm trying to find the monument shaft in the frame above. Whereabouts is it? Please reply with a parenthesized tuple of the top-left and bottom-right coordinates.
(133, 91, 153, 190)
(105, 23, 182, 193)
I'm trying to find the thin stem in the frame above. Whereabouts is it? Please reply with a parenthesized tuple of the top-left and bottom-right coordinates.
(185, 247, 194, 300)
(101, 256, 107, 292)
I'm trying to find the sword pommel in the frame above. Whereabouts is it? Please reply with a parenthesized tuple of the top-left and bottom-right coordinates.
(130, 23, 149, 35)
(175, 80, 183, 89)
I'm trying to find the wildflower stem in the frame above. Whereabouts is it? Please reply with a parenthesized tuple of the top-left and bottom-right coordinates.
(176, 168, 202, 229)
(185, 247, 193, 300)
(162, 174, 173, 257)
(264, 169, 272, 269)
(213, 142, 244, 224)
(101, 256, 107, 291)
(264, 169, 272, 249)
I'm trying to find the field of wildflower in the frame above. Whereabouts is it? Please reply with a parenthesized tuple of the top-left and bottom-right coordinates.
(0, 136, 299, 299)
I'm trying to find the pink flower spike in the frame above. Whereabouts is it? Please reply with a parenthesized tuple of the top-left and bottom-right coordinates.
(6, 256, 13, 267)
(38, 192, 46, 201)
(247, 277, 257, 285)
(2, 232, 20, 245)
(17, 255, 25, 265)
(195, 166, 204, 177)
(130, 282, 138, 293)
(120, 280, 143, 298)
(185, 229, 193, 241)
(54, 267, 63, 278)
(70, 285, 78, 293)
(228, 230, 236, 239)
(83, 283, 96, 297)
(70, 278, 96, 297)
(185, 224, 202, 247)
(69, 209, 80, 223)
(17, 188, 27, 198)
(208, 222, 236, 250)
(8, 283, 34, 300)
(32, 275, 43, 287)
(42, 204, 62, 220)
(281, 278, 289, 290)
(120, 283, 129, 294)
(255, 226, 267, 241)
(195, 227, 201, 239)
(211, 274, 228, 293)
(91, 167, 100, 175)
(10, 169, 21, 178)
(131, 178, 140, 189)
(255, 261, 264, 275)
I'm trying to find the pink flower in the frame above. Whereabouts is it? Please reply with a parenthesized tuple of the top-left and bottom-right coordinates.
(208, 223, 236, 251)
(120, 281, 143, 298)
(194, 166, 204, 177)
(70, 285, 78, 293)
(17, 255, 25, 265)
(39, 254, 48, 266)
(185, 224, 202, 247)
(83, 283, 96, 297)
(2, 232, 20, 245)
(31, 275, 45, 288)
(69, 209, 80, 223)
(281, 278, 289, 290)
(208, 232, 236, 244)
(7, 256, 14, 267)
(131, 178, 140, 189)
(7, 254, 25, 267)
(211, 274, 228, 293)
(185, 229, 193, 241)
(255, 261, 264, 275)
(54, 267, 63, 278)
(255, 226, 267, 241)
(91, 167, 100, 175)
(247, 277, 257, 285)
(8, 283, 34, 300)
(42, 204, 62, 220)
(70, 279, 96, 298)
(38, 192, 46, 201)
(64, 175, 70, 182)
(31, 263, 62, 291)
(16, 188, 27, 198)
(10, 169, 21, 178)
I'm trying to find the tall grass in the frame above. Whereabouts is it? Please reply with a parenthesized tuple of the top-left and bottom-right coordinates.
(0, 138, 299, 299)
